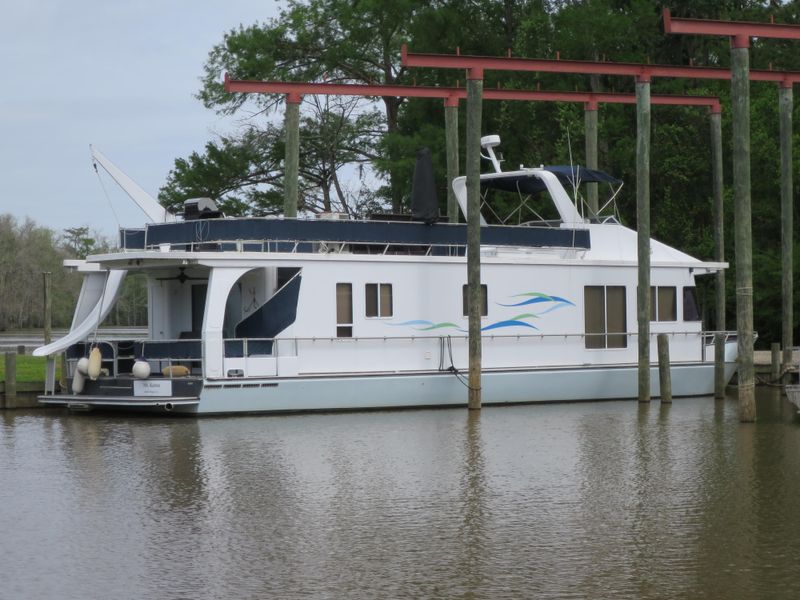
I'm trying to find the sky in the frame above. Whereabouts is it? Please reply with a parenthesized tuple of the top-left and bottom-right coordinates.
(1, 0, 282, 240)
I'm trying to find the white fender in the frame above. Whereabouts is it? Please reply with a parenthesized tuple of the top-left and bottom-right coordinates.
(72, 370, 85, 394)
(132, 360, 151, 379)
(87, 347, 102, 380)
(76, 357, 90, 376)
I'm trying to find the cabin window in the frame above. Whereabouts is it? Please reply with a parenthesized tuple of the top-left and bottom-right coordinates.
(336, 283, 353, 337)
(365, 283, 393, 318)
(584, 285, 627, 349)
(277, 267, 301, 290)
(683, 287, 702, 321)
(650, 286, 677, 322)
(462, 284, 488, 317)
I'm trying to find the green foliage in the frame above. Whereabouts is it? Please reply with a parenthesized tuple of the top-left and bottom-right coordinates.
(0, 216, 81, 331)
(165, 0, 799, 347)
(160, 128, 284, 216)
(61, 226, 99, 259)
(0, 355, 61, 384)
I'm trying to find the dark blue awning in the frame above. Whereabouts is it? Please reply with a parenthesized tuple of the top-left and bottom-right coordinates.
(482, 166, 621, 195)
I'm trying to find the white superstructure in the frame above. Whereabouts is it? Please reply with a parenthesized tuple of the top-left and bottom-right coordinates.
(35, 139, 737, 414)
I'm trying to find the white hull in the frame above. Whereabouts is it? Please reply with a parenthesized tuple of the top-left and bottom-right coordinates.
(188, 360, 736, 414)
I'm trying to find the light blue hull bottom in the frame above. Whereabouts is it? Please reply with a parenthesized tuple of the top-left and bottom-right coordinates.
(193, 361, 738, 415)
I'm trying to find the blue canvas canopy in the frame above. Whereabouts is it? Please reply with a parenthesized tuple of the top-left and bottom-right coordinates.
(482, 165, 621, 195)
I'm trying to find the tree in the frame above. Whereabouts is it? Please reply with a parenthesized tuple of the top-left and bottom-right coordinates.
(61, 226, 99, 259)
(160, 96, 382, 217)
(161, 0, 799, 347)
(0, 216, 81, 331)
(196, 0, 435, 212)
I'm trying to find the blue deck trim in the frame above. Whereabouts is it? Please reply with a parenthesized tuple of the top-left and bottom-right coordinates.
(134, 218, 589, 251)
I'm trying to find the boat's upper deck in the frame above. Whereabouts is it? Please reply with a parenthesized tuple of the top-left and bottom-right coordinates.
(119, 216, 591, 254)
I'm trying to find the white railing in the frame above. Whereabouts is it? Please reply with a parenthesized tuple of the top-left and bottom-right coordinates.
(67, 330, 738, 380)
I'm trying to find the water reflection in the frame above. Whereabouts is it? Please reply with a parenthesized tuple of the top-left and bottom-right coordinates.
(3, 390, 800, 598)
(459, 410, 487, 597)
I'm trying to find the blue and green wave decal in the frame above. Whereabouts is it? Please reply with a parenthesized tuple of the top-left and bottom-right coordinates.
(387, 320, 463, 332)
(498, 292, 575, 315)
(388, 313, 540, 332)
(388, 292, 571, 333)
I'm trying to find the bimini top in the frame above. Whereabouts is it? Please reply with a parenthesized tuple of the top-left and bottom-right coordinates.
(482, 165, 621, 195)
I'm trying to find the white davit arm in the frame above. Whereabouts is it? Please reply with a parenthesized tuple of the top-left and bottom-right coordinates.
(89, 145, 176, 223)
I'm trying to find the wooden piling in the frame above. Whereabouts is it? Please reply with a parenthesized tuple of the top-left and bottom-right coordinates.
(715, 332, 726, 399)
(731, 43, 756, 422)
(636, 78, 651, 403)
(657, 334, 672, 403)
(466, 73, 483, 410)
(584, 103, 599, 216)
(779, 84, 794, 377)
(4, 352, 17, 407)
(284, 95, 301, 218)
(771, 342, 781, 383)
(710, 112, 725, 332)
(445, 102, 460, 223)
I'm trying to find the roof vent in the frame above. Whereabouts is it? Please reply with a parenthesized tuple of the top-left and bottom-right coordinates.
(183, 197, 222, 220)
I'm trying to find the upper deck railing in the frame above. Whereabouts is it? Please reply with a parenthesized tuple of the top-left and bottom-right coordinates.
(119, 217, 591, 253)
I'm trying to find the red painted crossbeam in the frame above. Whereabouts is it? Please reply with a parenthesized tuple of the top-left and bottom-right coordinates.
(400, 45, 800, 86)
(224, 74, 721, 112)
(663, 8, 800, 47)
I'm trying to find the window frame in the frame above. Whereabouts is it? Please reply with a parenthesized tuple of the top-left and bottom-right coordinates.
(584, 285, 628, 350)
(365, 283, 393, 319)
(336, 282, 353, 338)
(650, 286, 678, 322)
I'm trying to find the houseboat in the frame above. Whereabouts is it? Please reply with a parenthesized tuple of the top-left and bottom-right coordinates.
(34, 138, 738, 413)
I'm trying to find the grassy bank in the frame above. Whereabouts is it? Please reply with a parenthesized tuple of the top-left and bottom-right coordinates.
(0, 355, 61, 383)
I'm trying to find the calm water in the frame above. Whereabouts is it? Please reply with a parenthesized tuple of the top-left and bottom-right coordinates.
(2, 389, 800, 600)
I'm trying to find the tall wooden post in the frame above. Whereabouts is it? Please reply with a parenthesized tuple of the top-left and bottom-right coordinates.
(779, 83, 794, 376)
(710, 110, 726, 398)
(43, 271, 52, 346)
(445, 97, 460, 223)
(466, 69, 484, 410)
(636, 77, 652, 403)
(731, 37, 755, 422)
(710, 111, 725, 332)
(284, 93, 302, 218)
(584, 100, 599, 216)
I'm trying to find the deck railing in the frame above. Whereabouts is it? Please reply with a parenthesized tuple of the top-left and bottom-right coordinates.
(66, 330, 738, 380)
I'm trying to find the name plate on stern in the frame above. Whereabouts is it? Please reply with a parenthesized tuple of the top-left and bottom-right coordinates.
(134, 380, 173, 397)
